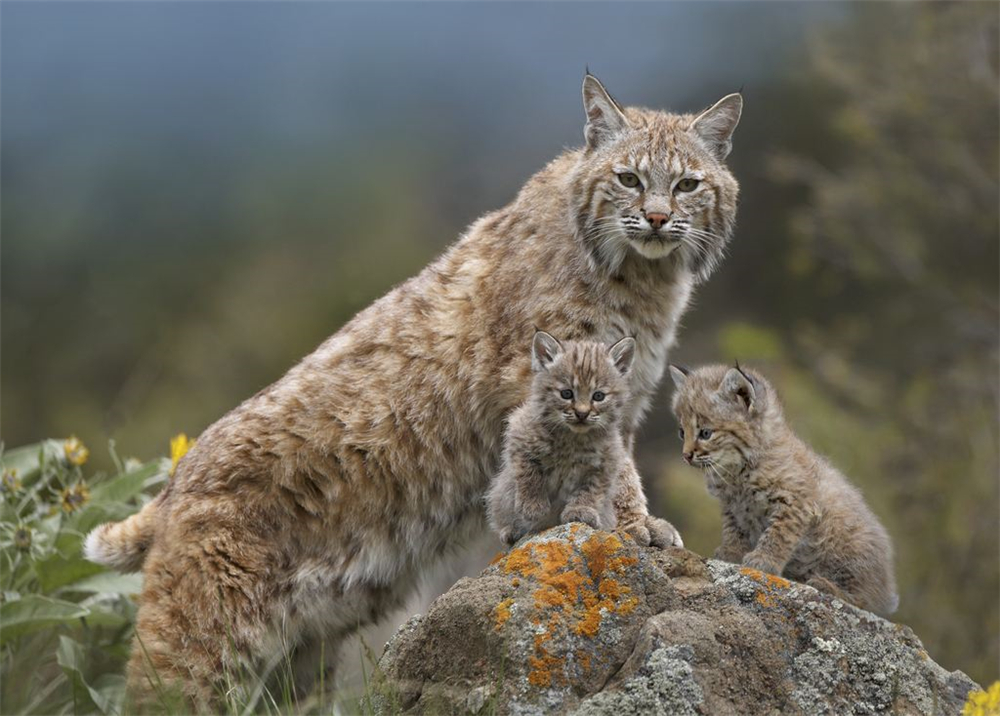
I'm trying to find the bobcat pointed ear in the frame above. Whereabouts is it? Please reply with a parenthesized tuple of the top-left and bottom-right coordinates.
(532, 331, 563, 372)
(720, 365, 758, 412)
(582, 73, 629, 150)
(608, 336, 636, 375)
(690, 92, 742, 160)
(669, 364, 690, 388)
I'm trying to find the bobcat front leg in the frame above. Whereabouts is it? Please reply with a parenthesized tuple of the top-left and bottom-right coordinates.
(742, 499, 809, 575)
(613, 455, 683, 548)
(713, 509, 752, 562)
(508, 456, 550, 543)
(561, 468, 613, 530)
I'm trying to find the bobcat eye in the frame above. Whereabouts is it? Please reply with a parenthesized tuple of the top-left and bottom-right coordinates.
(592, 391, 605, 402)
(698, 428, 714, 440)
(617, 172, 642, 189)
(678, 428, 684, 440)
(676, 178, 700, 193)
(560, 389, 574, 400)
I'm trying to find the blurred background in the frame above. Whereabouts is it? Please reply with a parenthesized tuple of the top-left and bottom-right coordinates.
(2, 0, 997, 692)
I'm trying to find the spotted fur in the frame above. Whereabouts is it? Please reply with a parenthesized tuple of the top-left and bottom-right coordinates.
(84, 75, 742, 709)
(670, 364, 899, 615)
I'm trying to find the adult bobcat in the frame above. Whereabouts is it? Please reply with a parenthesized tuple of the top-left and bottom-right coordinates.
(86, 74, 741, 707)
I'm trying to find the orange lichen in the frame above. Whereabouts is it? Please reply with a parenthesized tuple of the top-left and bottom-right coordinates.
(741, 566, 791, 609)
(503, 532, 645, 689)
(756, 591, 777, 608)
(494, 598, 514, 630)
(528, 648, 563, 688)
(739, 567, 791, 590)
(490, 551, 507, 565)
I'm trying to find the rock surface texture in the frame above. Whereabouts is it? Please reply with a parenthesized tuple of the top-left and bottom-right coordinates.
(371, 524, 979, 715)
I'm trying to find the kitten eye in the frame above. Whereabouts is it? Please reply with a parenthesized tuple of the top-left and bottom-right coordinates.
(678, 428, 684, 440)
(560, 389, 574, 400)
(676, 178, 700, 193)
(592, 391, 605, 402)
(698, 428, 714, 440)
(617, 172, 642, 189)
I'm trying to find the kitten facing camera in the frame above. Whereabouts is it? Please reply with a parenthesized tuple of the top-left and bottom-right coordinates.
(487, 331, 651, 545)
(670, 363, 899, 616)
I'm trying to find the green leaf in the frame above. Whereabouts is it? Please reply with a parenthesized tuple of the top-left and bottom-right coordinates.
(57, 635, 123, 715)
(36, 554, 105, 593)
(60, 571, 143, 597)
(0, 594, 89, 644)
(89, 461, 167, 504)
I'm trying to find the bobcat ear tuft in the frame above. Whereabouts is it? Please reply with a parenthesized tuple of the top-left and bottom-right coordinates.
(532, 331, 563, 372)
(582, 74, 629, 150)
(690, 92, 742, 160)
(669, 364, 690, 389)
(720, 365, 757, 412)
(608, 336, 636, 375)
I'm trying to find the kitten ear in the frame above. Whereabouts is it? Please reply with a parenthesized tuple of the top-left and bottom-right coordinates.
(720, 364, 758, 412)
(669, 364, 690, 388)
(532, 331, 563, 372)
(608, 336, 636, 375)
(690, 93, 743, 161)
(582, 73, 630, 150)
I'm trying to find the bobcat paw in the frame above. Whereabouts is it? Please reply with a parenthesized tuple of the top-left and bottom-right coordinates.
(645, 516, 683, 549)
(499, 519, 532, 545)
(742, 552, 781, 575)
(561, 505, 601, 530)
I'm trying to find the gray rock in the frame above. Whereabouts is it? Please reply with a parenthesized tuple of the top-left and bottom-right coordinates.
(369, 524, 979, 715)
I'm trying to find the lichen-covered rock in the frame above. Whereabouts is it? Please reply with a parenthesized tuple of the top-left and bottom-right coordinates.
(370, 524, 979, 715)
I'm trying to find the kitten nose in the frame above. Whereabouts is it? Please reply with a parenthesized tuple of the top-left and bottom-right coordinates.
(574, 409, 590, 422)
(683, 451, 694, 464)
(646, 213, 669, 230)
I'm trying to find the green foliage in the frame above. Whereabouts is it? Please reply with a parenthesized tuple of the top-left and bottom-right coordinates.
(0, 438, 166, 715)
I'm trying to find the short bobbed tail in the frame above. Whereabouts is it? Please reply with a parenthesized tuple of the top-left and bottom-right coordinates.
(83, 498, 160, 573)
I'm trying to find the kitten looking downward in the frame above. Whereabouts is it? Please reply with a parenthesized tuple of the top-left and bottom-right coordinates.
(670, 363, 899, 615)
(488, 331, 637, 544)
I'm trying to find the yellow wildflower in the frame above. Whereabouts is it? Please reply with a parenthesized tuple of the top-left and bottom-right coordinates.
(964, 681, 1000, 716)
(59, 483, 91, 513)
(64, 436, 89, 466)
(170, 433, 195, 476)
(1, 469, 21, 496)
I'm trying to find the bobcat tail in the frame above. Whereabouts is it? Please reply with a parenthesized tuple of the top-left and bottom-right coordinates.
(83, 497, 160, 572)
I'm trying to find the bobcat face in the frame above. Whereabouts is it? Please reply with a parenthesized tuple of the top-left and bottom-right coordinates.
(573, 74, 742, 281)
(529, 331, 635, 435)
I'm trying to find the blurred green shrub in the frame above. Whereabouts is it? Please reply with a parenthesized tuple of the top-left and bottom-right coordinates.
(0, 438, 167, 715)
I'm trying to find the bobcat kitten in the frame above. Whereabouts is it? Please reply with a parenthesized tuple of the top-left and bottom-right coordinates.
(488, 332, 636, 544)
(669, 363, 899, 615)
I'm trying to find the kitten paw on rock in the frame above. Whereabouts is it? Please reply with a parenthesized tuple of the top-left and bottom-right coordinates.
(560, 505, 601, 530)
(742, 552, 782, 575)
(646, 516, 684, 548)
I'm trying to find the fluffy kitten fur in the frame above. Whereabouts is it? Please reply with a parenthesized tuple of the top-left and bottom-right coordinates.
(669, 363, 899, 615)
(487, 332, 636, 544)
(85, 74, 741, 708)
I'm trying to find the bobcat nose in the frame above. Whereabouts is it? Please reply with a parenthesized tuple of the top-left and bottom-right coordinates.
(683, 451, 694, 464)
(575, 409, 590, 422)
(646, 212, 670, 230)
